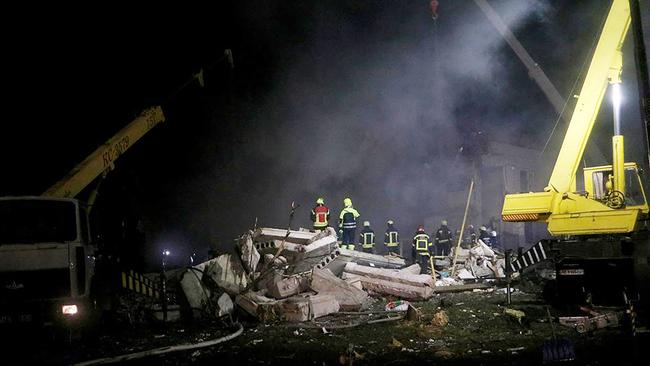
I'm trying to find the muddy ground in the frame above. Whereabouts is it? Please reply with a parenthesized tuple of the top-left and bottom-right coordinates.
(3, 282, 648, 366)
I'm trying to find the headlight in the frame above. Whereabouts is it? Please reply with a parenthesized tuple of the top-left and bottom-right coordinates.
(62, 305, 78, 315)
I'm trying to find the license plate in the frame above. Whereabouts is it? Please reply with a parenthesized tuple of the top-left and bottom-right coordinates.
(559, 269, 585, 276)
(0, 313, 33, 324)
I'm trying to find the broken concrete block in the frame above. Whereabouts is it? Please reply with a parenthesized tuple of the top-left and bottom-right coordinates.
(263, 253, 288, 267)
(267, 274, 310, 299)
(254, 227, 318, 244)
(350, 274, 434, 301)
(307, 227, 338, 244)
(314, 250, 341, 270)
(180, 268, 210, 314)
(238, 230, 260, 274)
(202, 254, 249, 295)
(310, 268, 368, 311)
(217, 293, 234, 317)
(399, 264, 422, 275)
(279, 297, 311, 322)
(344, 262, 434, 288)
(328, 248, 406, 275)
(309, 293, 340, 318)
(255, 240, 305, 259)
(289, 234, 339, 274)
(235, 291, 279, 322)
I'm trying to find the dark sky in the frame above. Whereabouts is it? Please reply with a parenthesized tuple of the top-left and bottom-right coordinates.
(2, 1, 649, 269)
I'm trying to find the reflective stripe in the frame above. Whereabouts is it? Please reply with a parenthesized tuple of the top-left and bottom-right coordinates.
(532, 247, 540, 262)
(362, 232, 375, 247)
(343, 223, 356, 228)
(538, 242, 547, 260)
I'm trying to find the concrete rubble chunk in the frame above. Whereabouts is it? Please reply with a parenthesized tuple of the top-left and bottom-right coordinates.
(310, 268, 368, 311)
(217, 293, 234, 317)
(327, 248, 406, 275)
(350, 274, 434, 301)
(289, 234, 339, 273)
(202, 254, 249, 295)
(279, 293, 340, 322)
(179, 268, 209, 317)
(238, 230, 260, 274)
(253, 227, 318, 244)
(344, 262, 435, 288)
(308, 293, 340, 318)
(267, 274, 310, 299)
(399, 264, 422, 275)
(235, 291, 279, 322)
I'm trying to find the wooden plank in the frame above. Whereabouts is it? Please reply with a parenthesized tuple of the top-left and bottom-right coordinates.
(344, 262, 434, 288)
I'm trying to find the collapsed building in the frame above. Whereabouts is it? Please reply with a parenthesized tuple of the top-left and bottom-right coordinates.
(172, 226, 507, 323)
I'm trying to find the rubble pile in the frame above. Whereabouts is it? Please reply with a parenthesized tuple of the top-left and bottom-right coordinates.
(175, 227, 510, 323)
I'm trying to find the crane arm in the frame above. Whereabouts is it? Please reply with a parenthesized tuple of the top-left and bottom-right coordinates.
(546, 0, 630, 194)
(43, 106, 165, 198)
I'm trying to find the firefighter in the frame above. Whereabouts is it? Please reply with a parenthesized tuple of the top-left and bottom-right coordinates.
(478, 225, 491, 245)
(413, 225, 432, 273)
(310, 197, 330, 231)
(338, 197, 360, 250)
(359, 221, 375, 253)
(384, 220, 400, 255)
(434, 219, 453, 256)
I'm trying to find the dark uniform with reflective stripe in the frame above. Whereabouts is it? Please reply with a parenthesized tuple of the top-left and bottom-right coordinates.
(339, 203, 360, 250)
(359, 227, 375, 253)
(413, 231, 432, 272)
(384, 224, 400, 255)
(434, 225, 453, 256)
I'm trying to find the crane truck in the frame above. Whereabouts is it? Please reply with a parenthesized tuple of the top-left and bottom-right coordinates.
(0, 106, 165, 327)
(502, 0, 650, 319)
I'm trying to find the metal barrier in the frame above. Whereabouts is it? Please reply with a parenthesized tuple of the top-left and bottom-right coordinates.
(121, 270, 160, 299)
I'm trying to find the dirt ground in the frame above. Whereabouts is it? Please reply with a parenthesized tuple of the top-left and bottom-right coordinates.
(3, 281, 648, 366)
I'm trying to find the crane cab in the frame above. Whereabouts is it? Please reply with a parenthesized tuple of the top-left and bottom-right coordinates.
(583, 162, 649, 215)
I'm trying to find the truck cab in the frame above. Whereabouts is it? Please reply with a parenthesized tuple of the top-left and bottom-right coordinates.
(0, 196, 96, 327)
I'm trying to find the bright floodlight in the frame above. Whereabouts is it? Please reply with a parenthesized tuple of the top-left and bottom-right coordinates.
(163, 249, 171, 256)
(612, 83, 622, 109)
(612, 83, 622, 135)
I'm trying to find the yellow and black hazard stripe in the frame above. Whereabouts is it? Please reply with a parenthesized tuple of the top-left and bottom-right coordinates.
(502, 213, 541, 222)
(121, 270, 160, 299)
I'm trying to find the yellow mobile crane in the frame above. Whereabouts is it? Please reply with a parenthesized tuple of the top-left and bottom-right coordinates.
(501, 0, 649, 312)
(0, 106, 165, 327)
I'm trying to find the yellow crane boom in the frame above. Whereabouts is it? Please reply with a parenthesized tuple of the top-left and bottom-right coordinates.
(501, 0, 648, 236)
(43, 106, 165, 199)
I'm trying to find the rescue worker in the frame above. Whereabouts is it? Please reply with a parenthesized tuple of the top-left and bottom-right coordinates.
(358, 221, 375, 253)
(465, 224, 477, 247)
(338, 197, 360, 250)
(413, 225, 432, 273)
(434, 219, 453, 256)
(478, 225, 491, 245)
(310, 197, 330, 231)
(384, 220, 400, 255)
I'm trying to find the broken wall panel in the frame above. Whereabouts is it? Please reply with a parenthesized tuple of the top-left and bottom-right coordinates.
(253, 227, 318, 244)
(344, 262, 434, 288)
(349, 274, 434, 301)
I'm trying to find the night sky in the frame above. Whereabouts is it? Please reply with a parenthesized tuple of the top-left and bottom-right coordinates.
(2, 1, 649, 270)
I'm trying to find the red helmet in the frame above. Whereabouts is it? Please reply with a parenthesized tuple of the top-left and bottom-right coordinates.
(417, 225, 425, 232)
